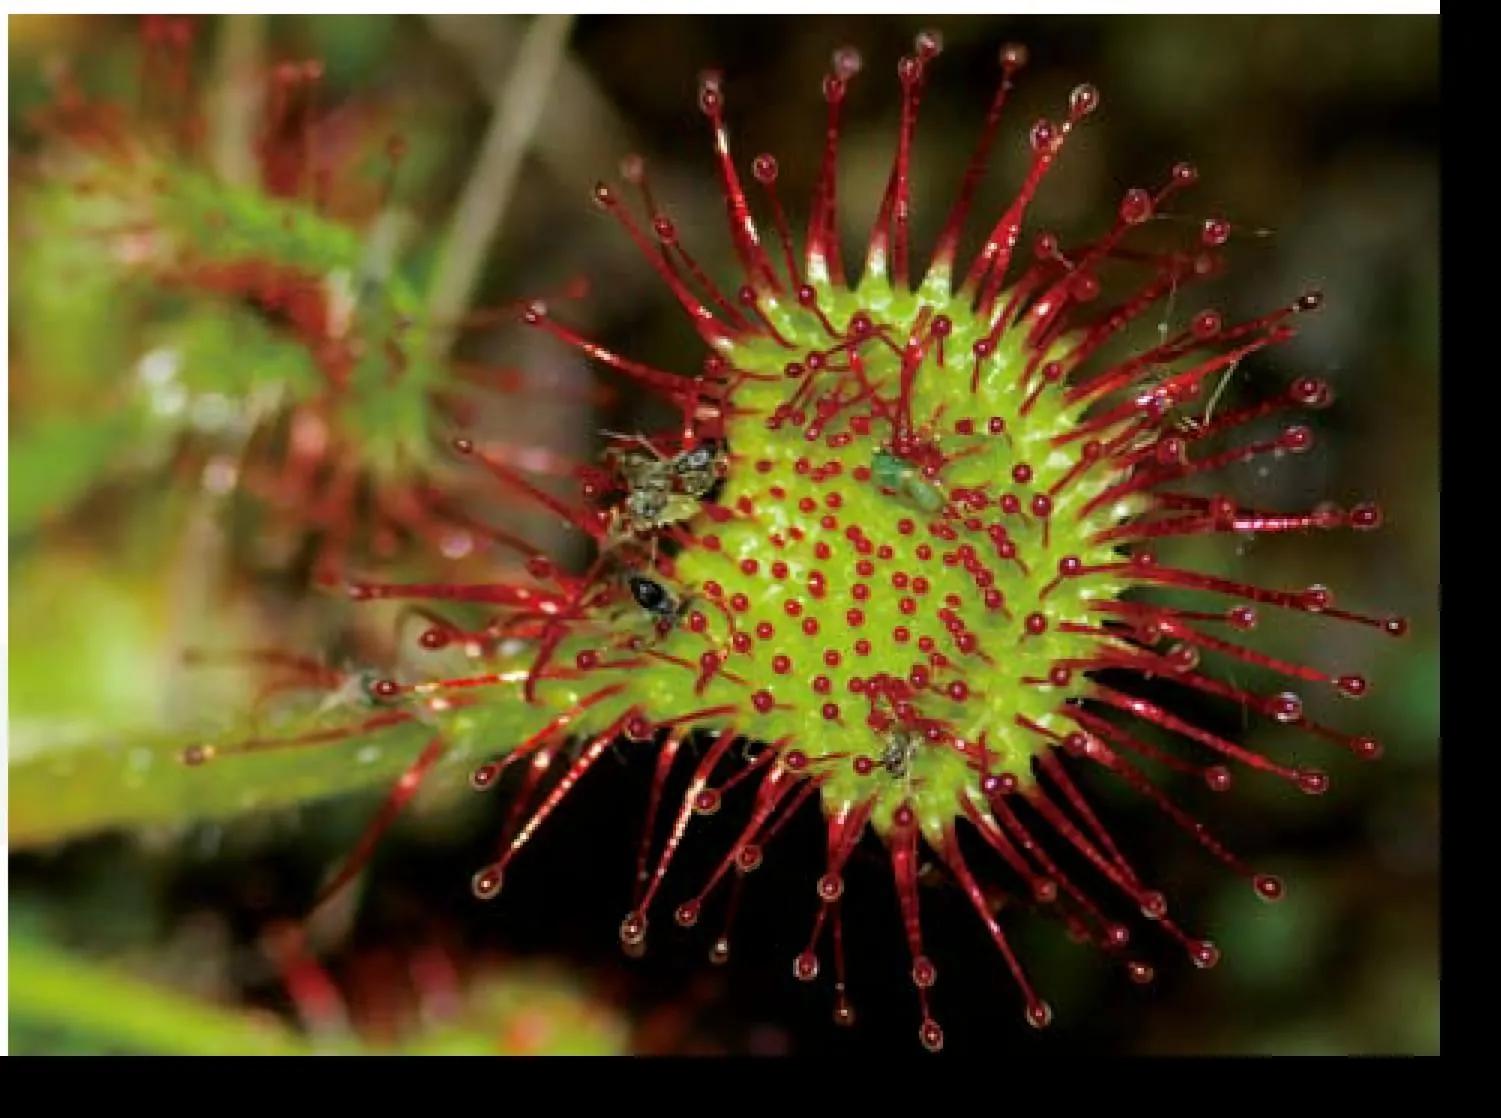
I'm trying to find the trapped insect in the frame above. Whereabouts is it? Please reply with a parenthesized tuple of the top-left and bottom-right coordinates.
(871, 447, 948, 515)
(602, 437, 729, 548)
(626, 572, 688, 627)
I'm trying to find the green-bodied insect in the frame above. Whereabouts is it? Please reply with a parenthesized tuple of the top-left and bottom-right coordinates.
(871, 448, 947, 514)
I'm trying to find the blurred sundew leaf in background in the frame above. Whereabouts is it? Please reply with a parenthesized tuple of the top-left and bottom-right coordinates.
(9, 176, 155, 531)
(10, 488, 282, 736)
(7, 10, 511, 558)
(10, 936, 304, 1055)
(8, 418, 142, 537)
(9, 934, 631, 1055)
(8, 553, 189, 746)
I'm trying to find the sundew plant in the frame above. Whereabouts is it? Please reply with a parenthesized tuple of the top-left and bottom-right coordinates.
(8, 14, 1439, 1057)
(11, 15, 567, 579)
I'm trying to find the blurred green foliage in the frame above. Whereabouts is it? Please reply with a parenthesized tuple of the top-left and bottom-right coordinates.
(10, 931, 628, 1055)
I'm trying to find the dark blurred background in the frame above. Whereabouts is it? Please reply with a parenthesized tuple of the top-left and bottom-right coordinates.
(9, 14, 1437, 1055)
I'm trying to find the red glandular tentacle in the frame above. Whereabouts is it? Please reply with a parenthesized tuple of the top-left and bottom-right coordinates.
(309, 735, 448, 911)
(522, 305, 706, 406)
(697, 75, 783, 294)
(1037, 750, 1141, 885)
(678, 761, 806, 920)
(472, 711, 637, 897)
(805, 50, 861, 285)
(866, 51, 928, 289)
(1080, 427, 1311, 518)
(988, 788, 1124, 944)
(592, 182, 739, 346)
(962, 123, 1065, 306)
(889, 804, 943, 1050)
(960, 791, 1059, 902)
(939, 826, 1052, 1028)
(1059, 253, 1207, 373)
(631, 733, 688, 913)
(929, 44, 1027, 279)
(1089, 682, 1317, 790)
(622, 726, 743, 942)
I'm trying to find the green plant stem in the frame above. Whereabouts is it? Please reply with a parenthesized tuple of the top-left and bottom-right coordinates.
(206, 14, 266, 188)
(7, 675, 558, 840)
(425, 13, 633, 185)
(8, 719, 432, 847)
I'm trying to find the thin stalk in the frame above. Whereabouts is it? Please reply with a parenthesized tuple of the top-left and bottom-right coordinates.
(425, 13, 576, 341)
(206, 13, 266, 188)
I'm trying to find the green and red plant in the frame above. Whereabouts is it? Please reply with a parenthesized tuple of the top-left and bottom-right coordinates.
(11, 16, 567, 577)
(185, 32, 1405, 1050)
